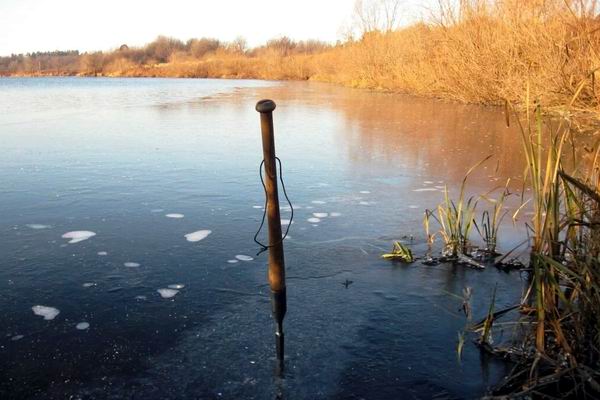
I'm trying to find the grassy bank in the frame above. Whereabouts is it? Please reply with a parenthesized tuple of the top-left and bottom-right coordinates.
(2, 1, 599, 114)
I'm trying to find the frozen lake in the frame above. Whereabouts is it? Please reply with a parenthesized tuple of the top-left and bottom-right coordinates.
(0, 77, 527, 399)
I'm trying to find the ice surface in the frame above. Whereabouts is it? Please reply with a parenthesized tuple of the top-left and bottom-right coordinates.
(32, 305, 60, 320)
(61, 231, 96, 244)
(184, 230, 212, 242)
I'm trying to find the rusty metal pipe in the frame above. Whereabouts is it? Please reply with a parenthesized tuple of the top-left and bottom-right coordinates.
(256, 99, 287, 370)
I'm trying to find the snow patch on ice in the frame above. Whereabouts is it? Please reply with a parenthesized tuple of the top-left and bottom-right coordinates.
(168, 284, 185, 289)
(157, 288, 179, 299)
(184, 230, 212, 242)
(26, 224, 51, 230)
(165, 213, 184, 219)
(32, 305, 60, 320)
(76, 322, 90, 330)
(124, 262, 140, 268)
(62, 231, 96, 244)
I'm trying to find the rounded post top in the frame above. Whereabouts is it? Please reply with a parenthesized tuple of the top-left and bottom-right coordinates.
(256, 99, 276, 113)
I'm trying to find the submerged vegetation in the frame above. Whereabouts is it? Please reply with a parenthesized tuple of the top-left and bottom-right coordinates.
(2, 1, 600, 113)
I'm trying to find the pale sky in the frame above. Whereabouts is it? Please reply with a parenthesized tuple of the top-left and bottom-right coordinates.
(0, 0, 434, 56)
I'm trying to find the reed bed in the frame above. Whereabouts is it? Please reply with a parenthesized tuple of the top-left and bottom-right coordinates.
(421, 81, 600, 397)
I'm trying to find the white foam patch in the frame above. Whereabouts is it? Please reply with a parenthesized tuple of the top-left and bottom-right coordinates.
(76, 322, 90, 330)
(165, 213, 184, 219)
(435, 186, 445, 190)
(409, 205, 419, 209)
(227, 259, 239, 264)
(424, 181, 434, 184)
(184, 230, 212, 242)
(252, 205, 263, 209)
(82, 282, 96, 288)
(311, 200, 326, 204)
(281, 219, 292, 225)
(32, 305, 60, 320)
(235, 255, 254, 261)
(97, 251, 108, 256)
(168, 284, 185, 289)
(124, 262, 140, 268)
(307, 217, 321, 223)
(313, 212, 328, 218)
(360, 190, 371, 194)
(11, 335, 24, 341)
(26, 224, 51, 230)
(413, 188, 438, 192)
(135, 295, 147, 300)
(330, 212, 342, 217)
(62, 231, 96, 244)
(157, 288, 179, 299)
(359, 201, 371, 205)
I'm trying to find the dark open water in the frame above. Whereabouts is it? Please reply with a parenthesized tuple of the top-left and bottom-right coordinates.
(0, 77, 528, 399)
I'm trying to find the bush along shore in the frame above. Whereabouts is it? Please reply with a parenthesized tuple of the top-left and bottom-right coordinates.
(383, 80, 600, 397)
(2, 1, 600, 115)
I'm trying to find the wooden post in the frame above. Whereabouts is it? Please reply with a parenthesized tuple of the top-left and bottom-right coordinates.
(256, 99, 287, 372)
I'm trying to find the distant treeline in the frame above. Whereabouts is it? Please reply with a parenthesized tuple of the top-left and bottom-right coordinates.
(2, 0, 599, 111)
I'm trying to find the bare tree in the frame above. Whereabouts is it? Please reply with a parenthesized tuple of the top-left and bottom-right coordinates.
(353, 0, 402, 34)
